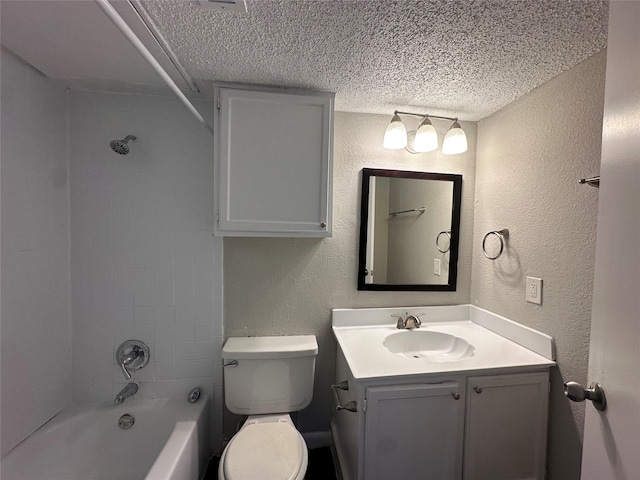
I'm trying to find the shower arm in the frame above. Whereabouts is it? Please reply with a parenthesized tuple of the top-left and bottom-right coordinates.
(94, 0, 214, 135)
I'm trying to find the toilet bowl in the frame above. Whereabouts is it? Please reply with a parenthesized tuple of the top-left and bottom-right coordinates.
(218, 414, 308, 480)
(219, 335, 318, 480)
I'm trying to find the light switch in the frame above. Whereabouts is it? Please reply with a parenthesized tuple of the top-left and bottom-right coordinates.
(526, 276, 543, 304)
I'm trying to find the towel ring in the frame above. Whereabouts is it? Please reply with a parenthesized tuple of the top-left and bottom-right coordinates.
(436, 230, 451, 253)
(482, 228, 509, 260)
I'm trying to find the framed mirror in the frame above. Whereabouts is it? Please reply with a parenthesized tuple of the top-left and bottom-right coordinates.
(358, 168, 462, 291)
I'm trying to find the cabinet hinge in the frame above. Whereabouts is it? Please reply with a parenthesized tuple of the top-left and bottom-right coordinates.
(216, 210, 219, 223)
(216, 98, 221, 111)
(362, 398, 367, 412)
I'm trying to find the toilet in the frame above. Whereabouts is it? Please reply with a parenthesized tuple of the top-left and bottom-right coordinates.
(219, 335, 318, 480)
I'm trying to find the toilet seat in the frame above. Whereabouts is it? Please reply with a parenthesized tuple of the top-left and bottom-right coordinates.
(220, 419, 308, 480)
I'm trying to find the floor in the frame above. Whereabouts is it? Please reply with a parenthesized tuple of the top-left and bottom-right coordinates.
(204, 447, 338, 479)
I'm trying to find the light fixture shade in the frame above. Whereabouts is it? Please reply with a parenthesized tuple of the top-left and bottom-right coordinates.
(413, 117, 438, 152)
(383, 114, 407, 149)
(442, 121, 467, 155)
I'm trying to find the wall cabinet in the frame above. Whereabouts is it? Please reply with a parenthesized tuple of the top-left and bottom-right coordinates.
(332, 347, 550, 480)
(214, 87, 334, 237)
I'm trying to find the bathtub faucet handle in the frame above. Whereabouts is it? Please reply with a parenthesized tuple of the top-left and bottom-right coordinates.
(116, 340, 150, 380)
(119, 346, 142, 379)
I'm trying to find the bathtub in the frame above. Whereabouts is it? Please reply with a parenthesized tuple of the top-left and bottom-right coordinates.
(1, 395, 211, 480)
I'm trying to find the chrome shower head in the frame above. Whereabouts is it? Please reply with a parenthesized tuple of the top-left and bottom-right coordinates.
(110, 135, 137, 155)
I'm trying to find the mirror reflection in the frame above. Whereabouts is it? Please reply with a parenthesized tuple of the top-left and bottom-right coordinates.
(358, 168, 462, 291)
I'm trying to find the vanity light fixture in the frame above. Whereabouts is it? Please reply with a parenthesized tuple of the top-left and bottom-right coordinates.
(383, 110, 468, 155)
(382, 114, 407, 149)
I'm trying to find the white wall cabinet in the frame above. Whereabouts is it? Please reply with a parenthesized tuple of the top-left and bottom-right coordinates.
(331, 347, 550, 480)
(214, 87, 333, 237)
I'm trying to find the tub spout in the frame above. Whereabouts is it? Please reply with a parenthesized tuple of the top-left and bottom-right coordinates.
(114, 382, 139, 405)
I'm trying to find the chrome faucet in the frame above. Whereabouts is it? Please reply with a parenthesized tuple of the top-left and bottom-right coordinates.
(392, 312, 425, 329)
(114, 382, 139, 405)
(119, 345, 143, 380)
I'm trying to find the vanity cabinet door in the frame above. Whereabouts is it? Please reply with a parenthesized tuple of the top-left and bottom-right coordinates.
(214, 87, 333, 237)
(463, 372, 549, 480)
(364, 383, 465, 480)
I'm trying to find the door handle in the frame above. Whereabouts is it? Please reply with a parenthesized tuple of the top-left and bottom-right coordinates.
(563, 381, 607, 411)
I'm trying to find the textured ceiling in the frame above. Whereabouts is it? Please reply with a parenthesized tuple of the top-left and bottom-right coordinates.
(140, 0, 608, 121)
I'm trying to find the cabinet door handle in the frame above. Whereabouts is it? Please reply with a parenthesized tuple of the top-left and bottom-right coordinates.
(331, 383, 357, 412)
(451, 392, 461, 400)
(474, 386, 483, 394)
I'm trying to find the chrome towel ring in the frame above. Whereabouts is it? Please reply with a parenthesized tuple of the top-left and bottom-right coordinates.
(436, 230, 451, 253)
(482, 228, 509, 260)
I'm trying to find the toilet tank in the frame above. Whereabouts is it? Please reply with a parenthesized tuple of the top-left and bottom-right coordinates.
(222, 335, 318, 415)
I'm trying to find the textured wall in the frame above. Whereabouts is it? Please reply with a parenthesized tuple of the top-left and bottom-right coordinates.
(224, 112, 476, 436)
(472, 51, 607, 480)
(1, 49, 71, 455)
(68, 91, 223, 452)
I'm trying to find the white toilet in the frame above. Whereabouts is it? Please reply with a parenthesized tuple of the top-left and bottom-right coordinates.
(219, 335, 318, 480)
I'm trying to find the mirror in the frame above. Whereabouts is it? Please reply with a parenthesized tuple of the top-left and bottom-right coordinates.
(358, 168, 462, 291)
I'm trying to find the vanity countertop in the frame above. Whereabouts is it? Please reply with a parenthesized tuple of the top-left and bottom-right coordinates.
(332, 305, 556, 380)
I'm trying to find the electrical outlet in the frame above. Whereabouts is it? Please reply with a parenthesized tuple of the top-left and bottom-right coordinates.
(434, 259, 441, 276)
(526, 276, 543, 304)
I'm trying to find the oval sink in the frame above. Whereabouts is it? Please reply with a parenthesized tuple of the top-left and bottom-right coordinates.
(383, 330, 474, 362)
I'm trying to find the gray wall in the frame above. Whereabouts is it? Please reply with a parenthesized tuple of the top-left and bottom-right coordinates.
(472, 51, 606, 479)
(224, 113, 477, 436)
(387, 178, 453, 284)
(1, 49, 71, 455)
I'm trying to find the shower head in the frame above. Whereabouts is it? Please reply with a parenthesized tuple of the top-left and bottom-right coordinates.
(110, 135, 137, 155)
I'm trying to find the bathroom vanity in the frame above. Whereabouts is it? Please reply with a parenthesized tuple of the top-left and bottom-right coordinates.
(331, 305, 556, 480)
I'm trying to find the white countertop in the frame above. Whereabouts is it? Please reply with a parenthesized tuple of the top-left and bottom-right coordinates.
(332, 306, 556, 380)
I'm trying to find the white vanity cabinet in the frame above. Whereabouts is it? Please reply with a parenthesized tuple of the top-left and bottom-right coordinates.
(332, 347, 551, 480)
(464, 372, 550, 480)
(214, 87, 333, 237)
(364, 382, 465, 480)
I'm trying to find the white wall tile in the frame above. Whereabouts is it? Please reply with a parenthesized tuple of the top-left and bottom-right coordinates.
(68, 91, 220, 453)
(134, 268, 155, 306)
(1, 49, 71, 456)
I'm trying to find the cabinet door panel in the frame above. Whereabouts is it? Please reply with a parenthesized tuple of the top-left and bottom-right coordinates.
(216, 88, 332, 236)
(364, 383, 464, 480)
(464, 372, 549, 480)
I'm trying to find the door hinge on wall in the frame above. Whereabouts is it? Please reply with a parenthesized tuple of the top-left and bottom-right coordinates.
(216, 210, 219, 223)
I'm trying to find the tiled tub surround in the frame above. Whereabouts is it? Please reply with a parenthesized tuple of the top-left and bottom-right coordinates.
(1, 395, 211, 480)
(331, 305, 556, 480)
(68, 91, 223, 453)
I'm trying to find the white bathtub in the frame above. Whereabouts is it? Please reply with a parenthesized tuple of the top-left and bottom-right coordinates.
(1, 396, 211, 480)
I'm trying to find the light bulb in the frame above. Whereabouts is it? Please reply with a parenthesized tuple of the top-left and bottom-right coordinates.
(413, 117, 438, 152)
(442, 121, 467, 155)
(383, 114, 407, 149)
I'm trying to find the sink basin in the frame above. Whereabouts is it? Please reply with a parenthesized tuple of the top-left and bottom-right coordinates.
(383, 330, 474, 362)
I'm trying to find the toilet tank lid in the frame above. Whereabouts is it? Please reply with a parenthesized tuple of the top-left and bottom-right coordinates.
(222, 335, 318, 359)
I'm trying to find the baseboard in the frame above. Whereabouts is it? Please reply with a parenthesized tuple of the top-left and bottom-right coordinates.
(302, 430, 333, 449)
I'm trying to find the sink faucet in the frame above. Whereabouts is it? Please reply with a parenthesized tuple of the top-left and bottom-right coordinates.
(392, 313, 424, 329)
(114, 382, 139, 405)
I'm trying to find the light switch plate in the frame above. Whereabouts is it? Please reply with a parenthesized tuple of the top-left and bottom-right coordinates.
(526, 276, 543, 304)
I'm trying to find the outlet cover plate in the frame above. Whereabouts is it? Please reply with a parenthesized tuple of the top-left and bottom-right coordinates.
(526, 276, 543, 304)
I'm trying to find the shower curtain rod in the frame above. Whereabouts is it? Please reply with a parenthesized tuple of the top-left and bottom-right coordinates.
(94, 0, 214, 135)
